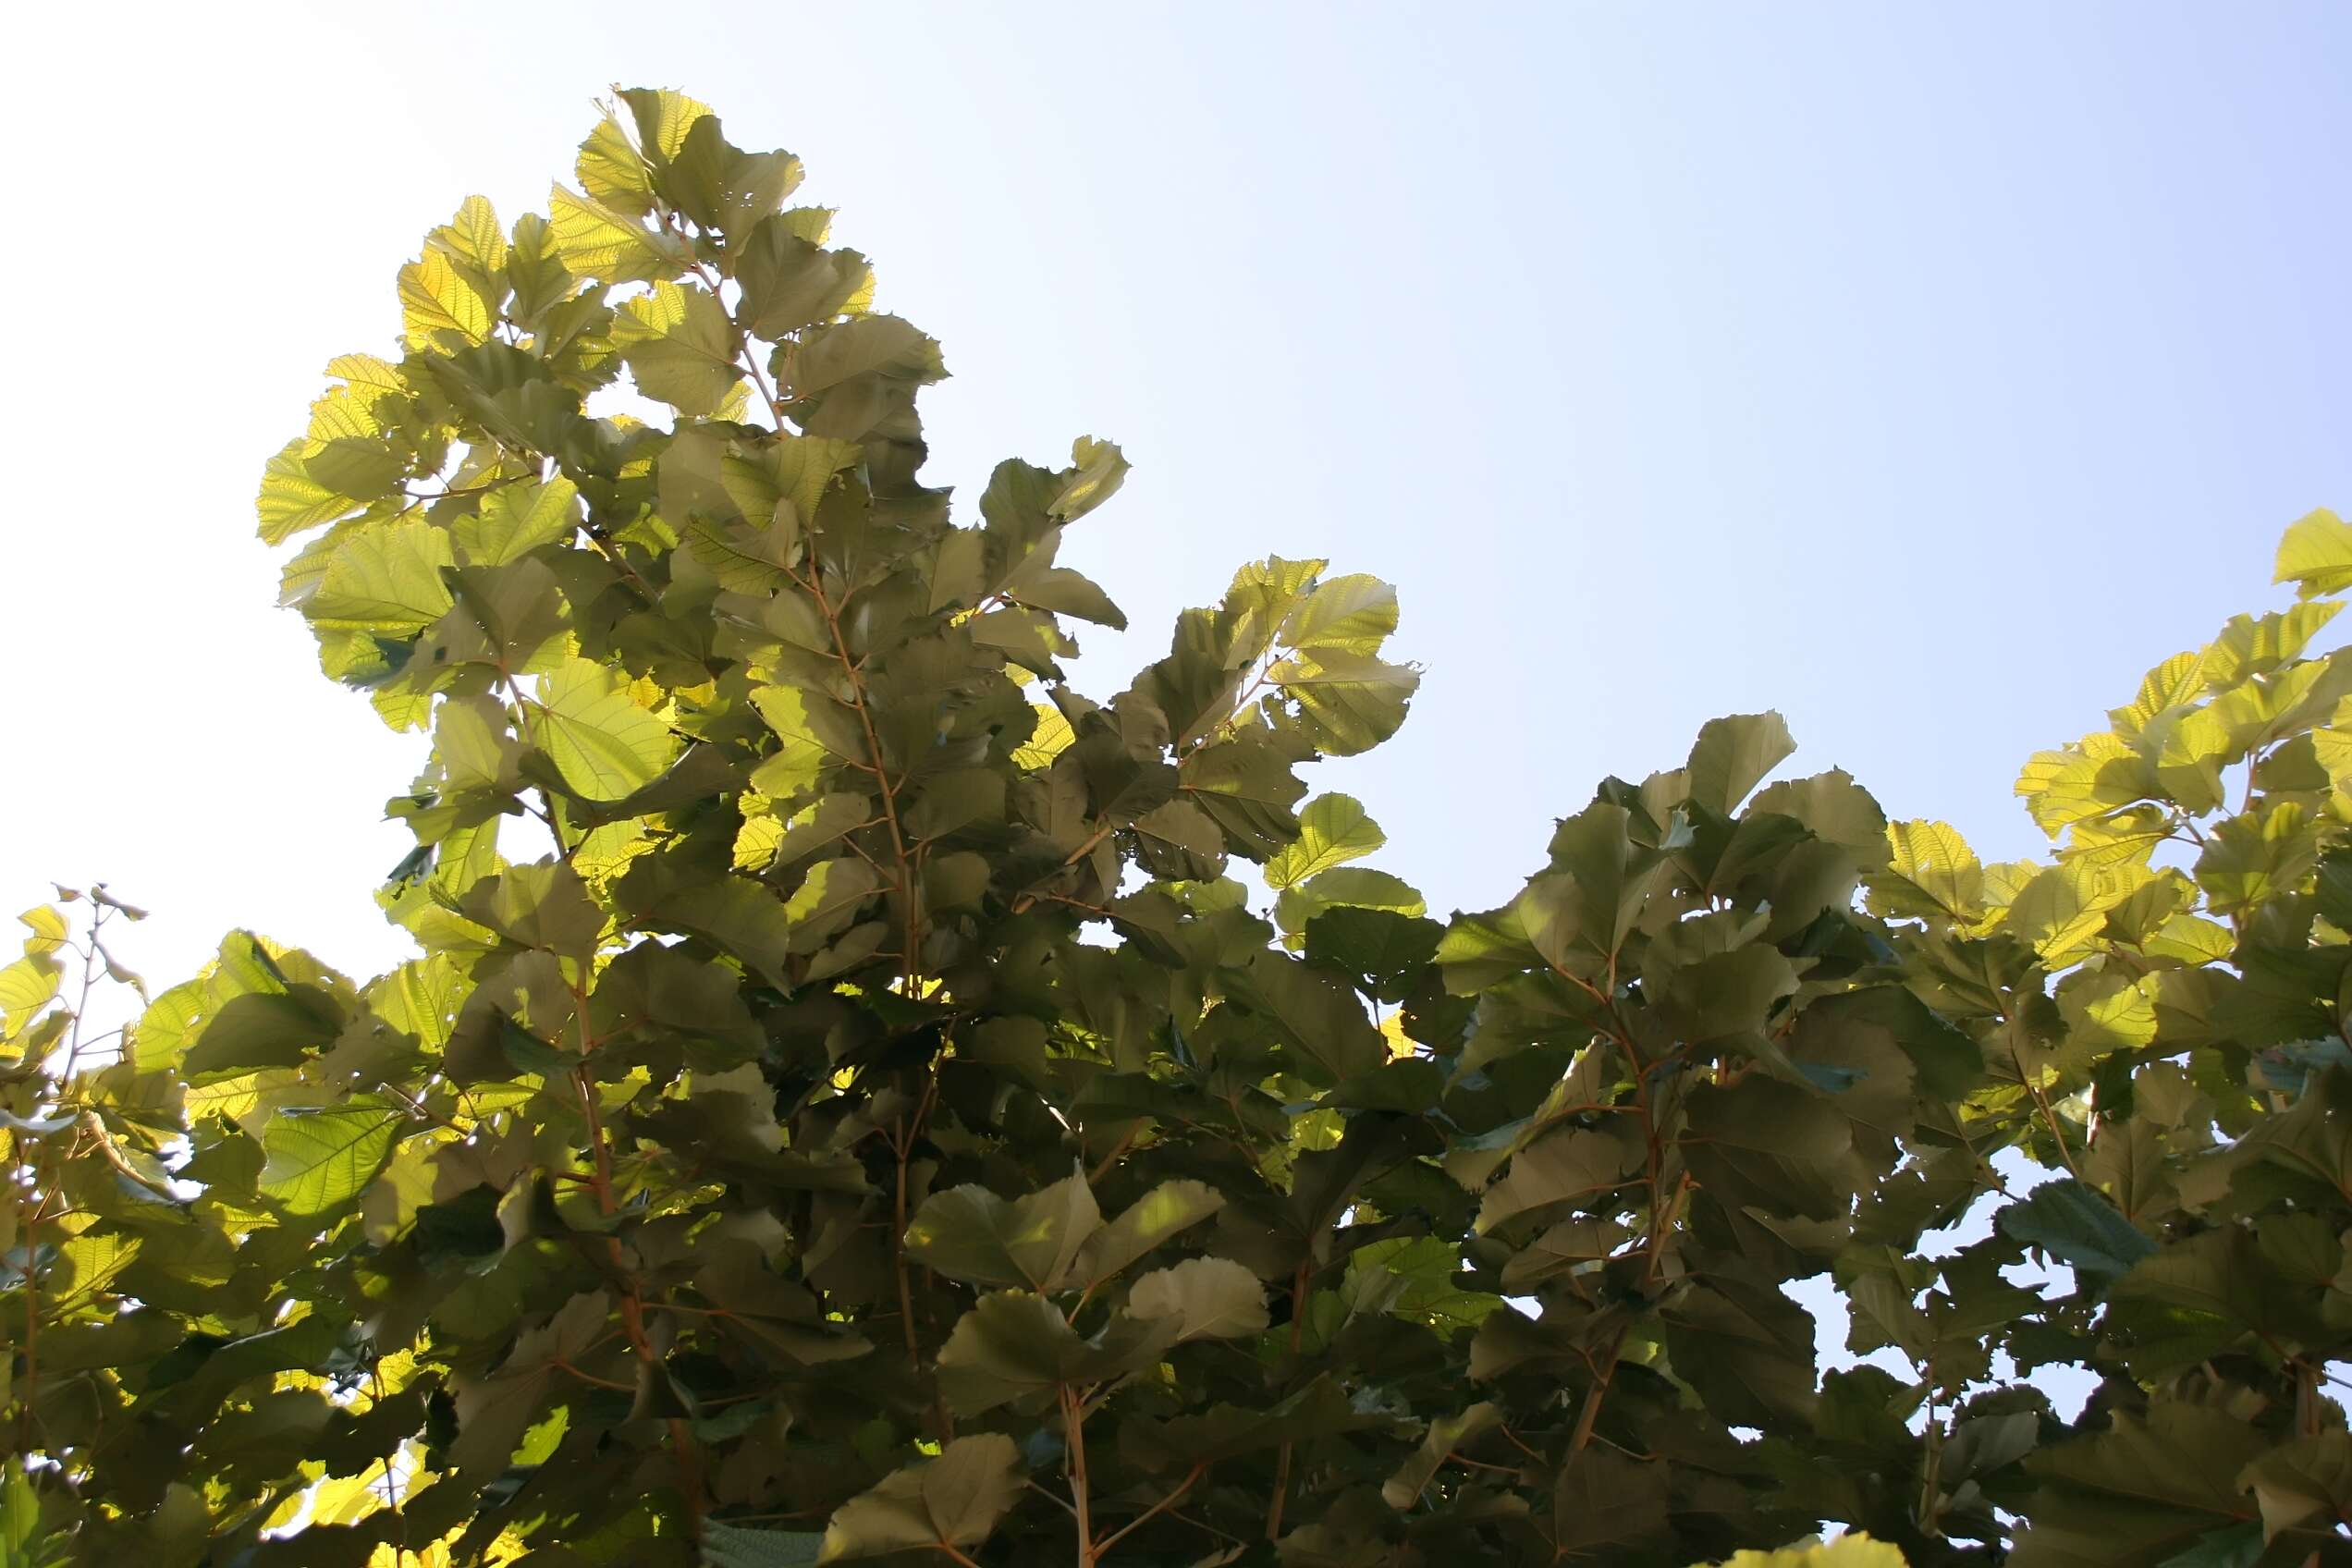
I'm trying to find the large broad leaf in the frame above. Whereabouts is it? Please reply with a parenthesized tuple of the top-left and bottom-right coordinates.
(529, 656, 679, 801)
(2005, 1401, 2266, 1567)
(1123, 1256, 1268, 1341)
(453, 477, 581, 565)
(1686, 711, 1796, 815)
(1268, 650, 1419, 755)
(616, 281, 742, 414)
(903, 1171, 1101, 1292)
(1062, 1180, 1226, 1290)
(817, 1434, 1023, 1563)
(259, 1096, 406, 1216)
(933, 1292, 1173, 1415)
(1382, 1401, 1505, 1509)
(1997, 1177, 2156, 1293)
(1263, 792, 1384, 890)
(303, 520, 455, 631)
(2274, 507, 2352, 598)
(1281, 573, 1399, 655)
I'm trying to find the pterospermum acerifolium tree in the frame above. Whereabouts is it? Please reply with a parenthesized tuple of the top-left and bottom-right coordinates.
(7, 86, 2352, 1568)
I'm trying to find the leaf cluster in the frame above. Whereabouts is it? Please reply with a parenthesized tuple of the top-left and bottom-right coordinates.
(6, 90, 2351, 1568)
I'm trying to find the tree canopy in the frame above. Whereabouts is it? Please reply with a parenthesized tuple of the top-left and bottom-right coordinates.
(6, 89, 2352, 1568)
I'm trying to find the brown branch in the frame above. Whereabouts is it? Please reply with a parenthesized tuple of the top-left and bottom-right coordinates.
(1266, 1260, 1312, 1540)
(1062, 1383, 1095, 1565)
(1093, 1464, 1206, 1559)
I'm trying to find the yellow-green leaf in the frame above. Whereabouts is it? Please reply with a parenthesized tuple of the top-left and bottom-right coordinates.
(1265, 793, 1385, 890)
(614, 282, 742, 415)
(528, 657, 679, 802)
(453, 478, 582, 566)
(1011, 704, 1073, 770)
(2273, 507, 2352, 599)
(304, 520, 456, 631)
(1282, 573, 1399, 655)
(260, 1097, 406, 1216)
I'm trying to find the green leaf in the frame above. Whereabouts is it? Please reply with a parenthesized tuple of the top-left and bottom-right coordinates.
(2194, 801, 2319, 916)
(903, 1171, 1102, 1292)
(1063, 1180, 1226, 1290)
(529, 656, 680, 801)
(1686, 711, 1797, 815)
(303, 519, 456, 631)
(259, 1096, 406, 1216)
(1382, 1400, 1504, 1509)
(1873, 818, 1984, 920)
(1264, 792, 1385, 890)
(1124, 1256, 1268, 1341)
(1281, 572, 1399, 655)
(1268, 650, 1419, 755)
(616, 281, 744, 415)
(2007, 1401, 2265, 1567)
(1997, 1177, 2155, 1293)
(704, 1524, 825, 1568)
(816, 1434, 1023, 1563)
(452, 477, 581, 565)
(738, 217, 872, 338)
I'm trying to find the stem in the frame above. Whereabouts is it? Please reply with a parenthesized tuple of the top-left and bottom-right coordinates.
(2012, 1046, 2082, 1179)
(794, 559, 924, 981)
(573, 1054, 705, 1541)
(15, 1155, 41, 1454)
(893, 1076, 953, 1441)
(1266, 1261, 1311, 1540)
(1062, 1383, 1095, 1566)
(1568, 1323, 1625, 1457)
(1093, 1464, 1205, 1559)
(1918, 1361, 1944, 1537)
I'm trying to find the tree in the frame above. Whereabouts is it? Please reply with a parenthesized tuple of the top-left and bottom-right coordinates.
(4, 87, 2349, 1567)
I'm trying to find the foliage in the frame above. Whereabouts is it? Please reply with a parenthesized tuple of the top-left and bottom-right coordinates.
(6, 88, 2352, 1567)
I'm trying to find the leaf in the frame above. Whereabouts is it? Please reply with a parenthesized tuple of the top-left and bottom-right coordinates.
(1875, 819, 1984, 920)
(1125, 1256, 1268, 1341)
(1282, 573, 1399, 655)
(452, 477, 581, 565)
(738, 217, 872, 338)
(2007, 1401, 2265, 1567)
(902, 1171, 1102, 1292)
(304, 520, 455, 631)
(529, 656, 679, 801)
(1013, 703, 1075, 770)
(548, 182, 670, 283)
(1701, 1538, 1909, 1568)
(2273, 507, 2352, 598)
(1682, 1075, 1856, 1220)
(933, 1292, 1092, 1415)
(450, 1291, 610, 1478)
(1264, 793, 1385, 890)
(1997, 1177, 2155, 1294)
(704, 1524, 825, 1567)
(1382, 1401, 1505, 1509)
(1268, 650, 1419, 755)
(1063, 1180, 1227, 1290)
(816, 1434, 1023, 1563)
(2194, 801, 2320, 916)
(616, 281, 743, 414)
(259, 1096, 406, 1216)
(1686, 711, 1797, 815)
(1476, 1125, 1640, 1235)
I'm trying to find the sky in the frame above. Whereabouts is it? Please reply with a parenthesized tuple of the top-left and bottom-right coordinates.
(5, 3, 2348, 1013)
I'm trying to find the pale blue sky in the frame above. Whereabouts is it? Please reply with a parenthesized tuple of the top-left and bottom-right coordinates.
(5, 1, 2347, 996)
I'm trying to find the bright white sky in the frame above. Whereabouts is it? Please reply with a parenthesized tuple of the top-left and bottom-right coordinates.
(6, 4, 2347, 1011)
